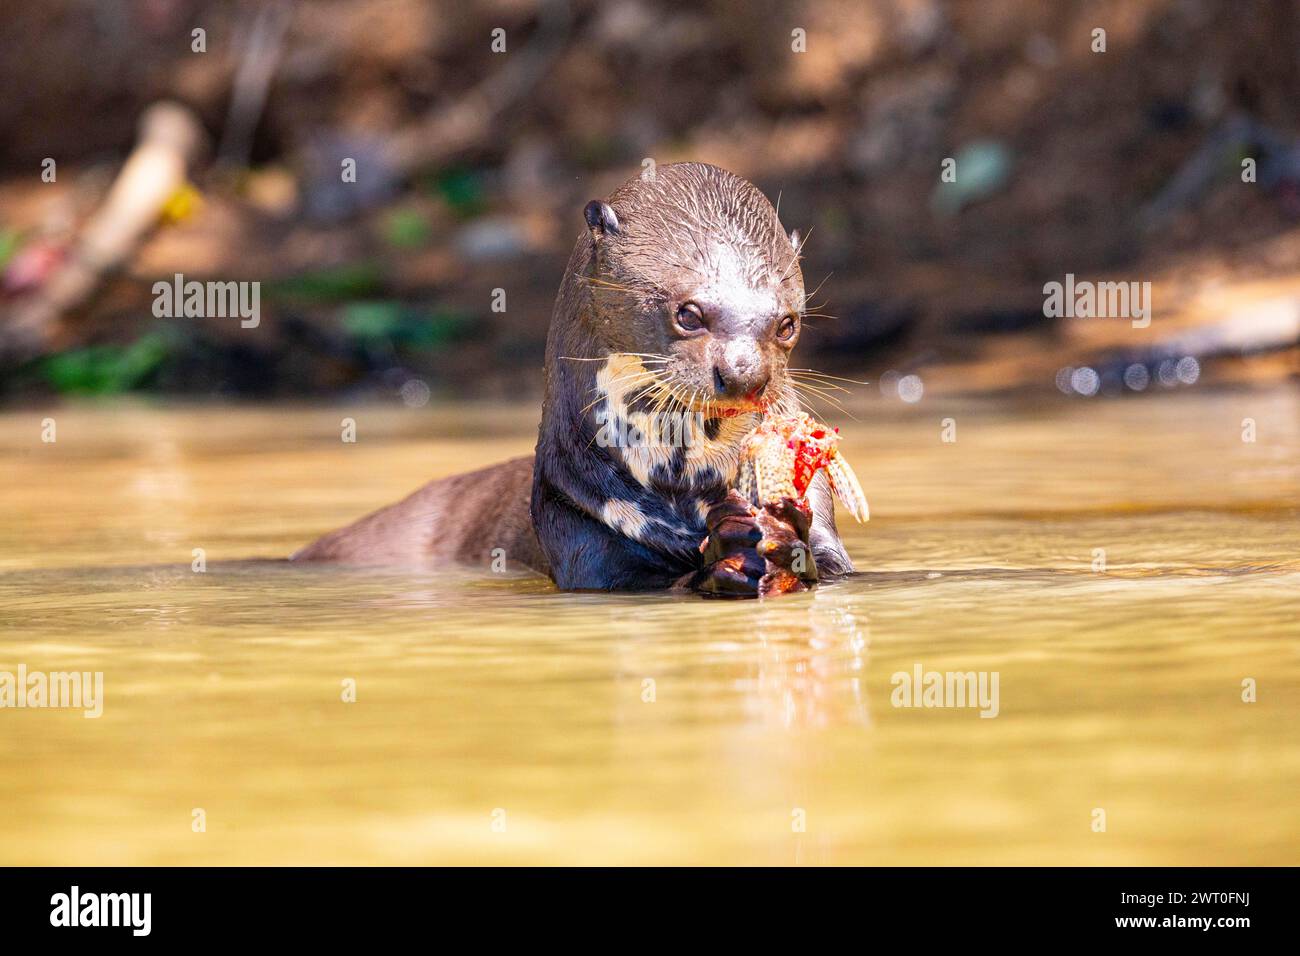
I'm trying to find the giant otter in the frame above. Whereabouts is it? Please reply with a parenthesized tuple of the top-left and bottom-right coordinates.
(293, 163, 853, 595)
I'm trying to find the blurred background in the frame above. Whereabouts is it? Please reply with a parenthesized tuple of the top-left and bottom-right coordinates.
(0, 0, 1297, 404)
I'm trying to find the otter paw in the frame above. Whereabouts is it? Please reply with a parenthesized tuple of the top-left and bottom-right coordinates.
(692, 551, 768, 597)
(755, 497, 818, 585)
(685, 491, 816, 598)
(687, 491, 763, 597)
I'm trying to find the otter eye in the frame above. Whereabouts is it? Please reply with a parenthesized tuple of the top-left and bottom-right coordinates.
(674, 302, 705, 334)
(776, 314, 799, 342)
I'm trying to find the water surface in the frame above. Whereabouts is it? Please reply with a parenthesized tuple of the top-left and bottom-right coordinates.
(1, 391, 1297, 864)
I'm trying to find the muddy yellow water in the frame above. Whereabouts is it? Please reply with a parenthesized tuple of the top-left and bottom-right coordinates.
(1, 390, 1297, 865)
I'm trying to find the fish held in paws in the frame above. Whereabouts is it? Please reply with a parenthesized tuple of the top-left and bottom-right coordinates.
(736, 412, 869, 523)
(689, 413, 867, 598)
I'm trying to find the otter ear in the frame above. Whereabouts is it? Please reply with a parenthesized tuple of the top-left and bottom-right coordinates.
(789, 229, 801, 252)
(584, 200, 620, 239)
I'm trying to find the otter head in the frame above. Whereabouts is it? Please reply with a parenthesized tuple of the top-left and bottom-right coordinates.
(578, 163, 806, 418)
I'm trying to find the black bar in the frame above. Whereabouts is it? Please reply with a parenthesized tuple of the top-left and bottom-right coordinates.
(0, 867, 1287, 942)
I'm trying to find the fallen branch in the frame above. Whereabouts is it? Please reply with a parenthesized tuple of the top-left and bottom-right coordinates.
(0, 101, 206, 360)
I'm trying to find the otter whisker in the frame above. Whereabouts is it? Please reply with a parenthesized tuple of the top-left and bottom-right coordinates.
(659, 373, 700, 419)
(705, 389, 719, 423)
(785, 382, 857, 408)
(649, 374, 682, 418)
(788, 375, 853, 395)
(685, 385, 704, 422)
(802, 271, 833, 306)
(624, 380, 665, 411)
(691, 386, 709, 420)
(789, 379, 854, 395)
(788, 382, 858, 422)
(612, 353, 672, 363)
(584, 377, 654, 411)
(630, 369, 690, 417)
(788, 395, 842, 422)
(579, 354, 673, 402)
(787, 379, 861, 405)
(562, 354, 654, 364)
(787, 378, 852, 397)
(584, 373, 655, 402)
(788, 369, 869, 386)
(789, 377, 851, 407)
(777, 225, 812, 285)
(587, 366, 659, 392)
(597, 366, 661, 386)
(581, 381, 656, 416)
(575, 274, 637, 293)
(790, 384, 849, 412)
(578, 370, 660, 415)
(788, 376, 849, 400)
(671, 379, 710, 421)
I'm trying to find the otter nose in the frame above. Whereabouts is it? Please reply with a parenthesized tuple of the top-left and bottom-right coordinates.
(713, 363, 769, 401)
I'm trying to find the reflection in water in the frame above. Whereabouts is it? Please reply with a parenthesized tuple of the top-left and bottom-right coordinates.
(0, 391, 1297, 864)
(747, 599, 871, 731)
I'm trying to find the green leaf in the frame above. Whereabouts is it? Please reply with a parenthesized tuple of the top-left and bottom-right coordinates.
(433, 169, 487, 219)
(40, 333, 169, 394)
(265, 263, 384, 304)
(0, 229, 21, 270)
(340, 303, 472, 352)
(383, 209, 432, 249)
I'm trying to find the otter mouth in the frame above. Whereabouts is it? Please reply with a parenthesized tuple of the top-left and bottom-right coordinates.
(591, 352, 779, 426)
(704, 382, 780, 418)
(674, 391, 768, 419)
(714, 398, 767, 417)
